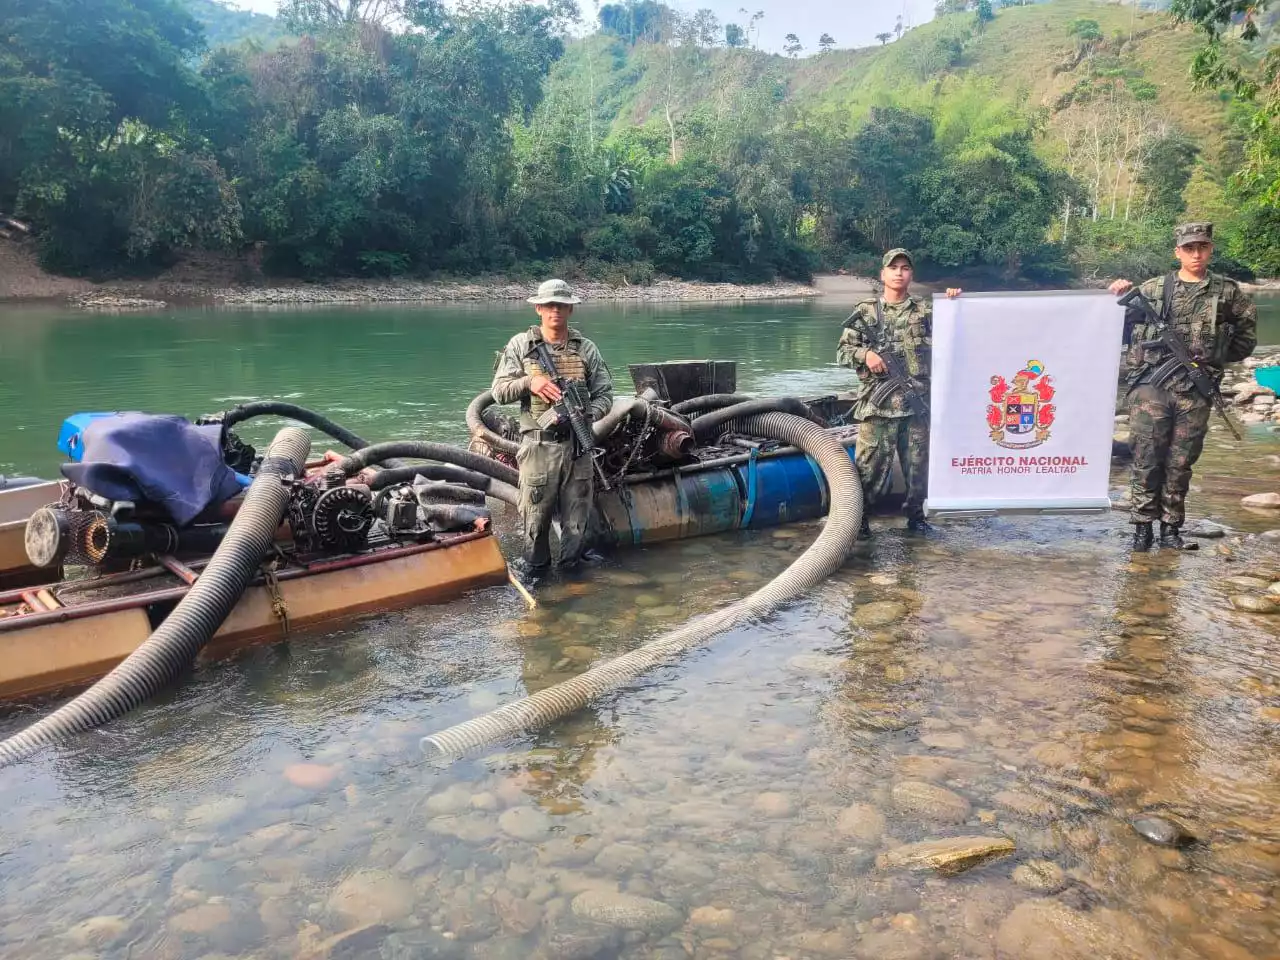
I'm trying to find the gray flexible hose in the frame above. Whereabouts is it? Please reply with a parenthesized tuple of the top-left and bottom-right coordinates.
(368, 464, 519, 506)
(670, 393, 754, 415)
(691, 398, 826, 440)
(327, 441, 519, 488)
(466, 391, 521, 457)
(420, 411, 863, 760)
(0, 427, 311, 767)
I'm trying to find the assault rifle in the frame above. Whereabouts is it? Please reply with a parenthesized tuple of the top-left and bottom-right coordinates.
(1117, 286, 1241, 440)
(847, 302, 930, 417)
(868, 349, 930, 418)
(531, 339, 597, 459)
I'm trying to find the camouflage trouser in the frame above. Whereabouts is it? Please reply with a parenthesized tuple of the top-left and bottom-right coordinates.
(516, 435, 594, 568)
(856, 415, 929, 519)
(1127, 384, 1210, 525)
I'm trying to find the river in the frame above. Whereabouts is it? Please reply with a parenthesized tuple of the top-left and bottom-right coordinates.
(0, 295, 1277, 959)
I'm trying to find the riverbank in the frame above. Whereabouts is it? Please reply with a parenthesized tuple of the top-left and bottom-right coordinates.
(0, 244, 819, 306)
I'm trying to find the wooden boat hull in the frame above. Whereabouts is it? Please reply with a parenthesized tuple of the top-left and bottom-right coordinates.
(0, 482, 61, 589)
(0, 532, 507, 700)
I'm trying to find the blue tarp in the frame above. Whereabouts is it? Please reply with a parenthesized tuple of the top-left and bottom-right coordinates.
(60, 413, 243, 526)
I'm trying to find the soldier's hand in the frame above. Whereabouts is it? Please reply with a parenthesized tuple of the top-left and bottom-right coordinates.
(865, 350, 887, 375)
(530, 374, 563, 403)
(1108, 279, 1134, 296)
(946, 287, 962, 299)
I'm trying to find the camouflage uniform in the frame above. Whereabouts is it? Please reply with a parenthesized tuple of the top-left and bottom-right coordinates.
(492, 325, 614, 568)
(837, 292, 932, 521)
(1123, 248, 1256, 530)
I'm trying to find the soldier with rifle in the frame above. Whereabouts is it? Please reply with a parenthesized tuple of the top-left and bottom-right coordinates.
(1109, 222, 1257, 553)
(492, 279, 614, 574)
(838, 248, 960, 537)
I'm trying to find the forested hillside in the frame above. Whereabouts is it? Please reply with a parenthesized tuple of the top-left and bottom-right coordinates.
(0, 0, 1275, 284)
(180, 0, 284, 48)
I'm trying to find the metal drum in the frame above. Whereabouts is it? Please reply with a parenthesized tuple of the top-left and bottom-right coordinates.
(734, 451, 829, 529)
(596, 467, 743, 545)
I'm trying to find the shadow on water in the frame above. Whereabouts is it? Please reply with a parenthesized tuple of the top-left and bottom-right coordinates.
(0, 296, 1276, 958)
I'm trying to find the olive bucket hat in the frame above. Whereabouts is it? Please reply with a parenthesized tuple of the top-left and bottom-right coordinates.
(527, 278, 582, 305)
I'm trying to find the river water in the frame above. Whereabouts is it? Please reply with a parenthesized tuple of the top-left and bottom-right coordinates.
(0, 295, 1278, 960)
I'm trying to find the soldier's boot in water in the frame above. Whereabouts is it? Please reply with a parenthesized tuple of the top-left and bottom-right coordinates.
(1131, 521, 1154, 553)
(858, 515, 872, 540)
(1159, 522, 1198, 551)
(906, 515, 934, 534)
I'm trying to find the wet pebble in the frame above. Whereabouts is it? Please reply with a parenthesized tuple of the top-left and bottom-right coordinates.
(752, 791, 794, 818)
(892, 781, 971, 823)
(65, 915, 129, 949)
(595, 843, 649, 874)
(1011, 859, 1068, 893)
(993, 790, 1060, 820)
(836, 803, 887, 844)
(639, 605, 680, 618)
(1130, 814, 1196, 847)
(688, 905, 736, 930)
(852, 600, 909, 628)
(919, 731, 967, 751)
(184, 796, 247, 829)
(876, 835, 1015, 875)
(995, 900, 1156, 959)
(1241, 492, 1280, 508)
(498, 807, 552, 842)
(569, 890, 682, 933)
(1229, 594, 1280, 613)
(328, 869, 417, 924)
(283, 763, 338, 790)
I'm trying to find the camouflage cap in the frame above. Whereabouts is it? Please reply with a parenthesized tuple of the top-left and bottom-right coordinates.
(527, 278, 581, 305)
(882, 248, 914, 268)
(1174, 222, 1213, 247)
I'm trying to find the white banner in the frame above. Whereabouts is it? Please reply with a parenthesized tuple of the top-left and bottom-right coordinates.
(926, 292, 1125, 516)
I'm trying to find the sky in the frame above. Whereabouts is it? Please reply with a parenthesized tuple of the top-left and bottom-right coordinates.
(228, 0, 941, 55)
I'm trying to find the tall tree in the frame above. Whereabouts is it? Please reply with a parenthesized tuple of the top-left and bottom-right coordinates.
(875, 32, 892, 45)
(819, 33, 836, 52)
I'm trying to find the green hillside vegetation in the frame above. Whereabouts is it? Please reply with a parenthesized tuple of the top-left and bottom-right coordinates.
(181, 0, 286, 49)
(0, 0, 1273, 282)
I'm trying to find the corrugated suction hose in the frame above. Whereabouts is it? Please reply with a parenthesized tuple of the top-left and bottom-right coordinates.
(421, 411, 863, 760)
(0, 427, 311, 767)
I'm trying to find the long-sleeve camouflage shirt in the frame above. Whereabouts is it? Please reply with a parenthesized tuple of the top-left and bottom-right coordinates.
(836, 295, 932, 420)
(491, 326, 615, 432)
(1123, 272, 1257, 393)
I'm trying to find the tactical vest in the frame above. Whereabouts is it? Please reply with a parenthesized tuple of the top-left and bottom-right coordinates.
(1133, 273, 1226, 388)
(521, 328, 588, 420)
(871, 298, 930, 379)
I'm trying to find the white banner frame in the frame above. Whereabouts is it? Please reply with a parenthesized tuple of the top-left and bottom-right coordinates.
(924, 289, 1125, 519)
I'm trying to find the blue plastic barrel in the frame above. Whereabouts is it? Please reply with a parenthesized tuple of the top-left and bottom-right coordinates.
(1257, 366, 1280, 394)
(734, 450, 829, 529)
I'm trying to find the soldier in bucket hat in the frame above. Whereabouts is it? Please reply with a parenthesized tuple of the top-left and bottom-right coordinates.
(491, 280, 614, 574)
(1109, 223, 1257, 552)
(838, 249, 961, 537)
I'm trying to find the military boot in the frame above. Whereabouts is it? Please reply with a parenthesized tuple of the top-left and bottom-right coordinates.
(1131, 521, 1154, 553)
(1159, 522, 1198, 551)
(906, 515, 934, 534)
(858, 514, 872, 540)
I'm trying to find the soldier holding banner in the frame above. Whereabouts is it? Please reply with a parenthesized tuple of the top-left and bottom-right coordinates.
(838, 249, 960, 537)
(1109, 222, 1257, 553)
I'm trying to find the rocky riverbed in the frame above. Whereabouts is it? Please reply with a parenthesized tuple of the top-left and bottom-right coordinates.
(3, 465, 1280, 959)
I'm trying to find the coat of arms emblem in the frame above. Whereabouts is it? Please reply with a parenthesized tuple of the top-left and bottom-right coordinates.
(987, 360, 1055, 449)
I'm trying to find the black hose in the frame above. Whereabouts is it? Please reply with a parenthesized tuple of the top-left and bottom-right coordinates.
(691, 398, 826, 441)
(327, 441, 519, 488)
(219, 401, 370, 451)
(0, 427, 311, 767)
(367, 463, 520, 504)
(466, 391, 521, 458)
(414, 482, 486, 506)
(420, 503, 491, 530)
(670, 393, 755, 416)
